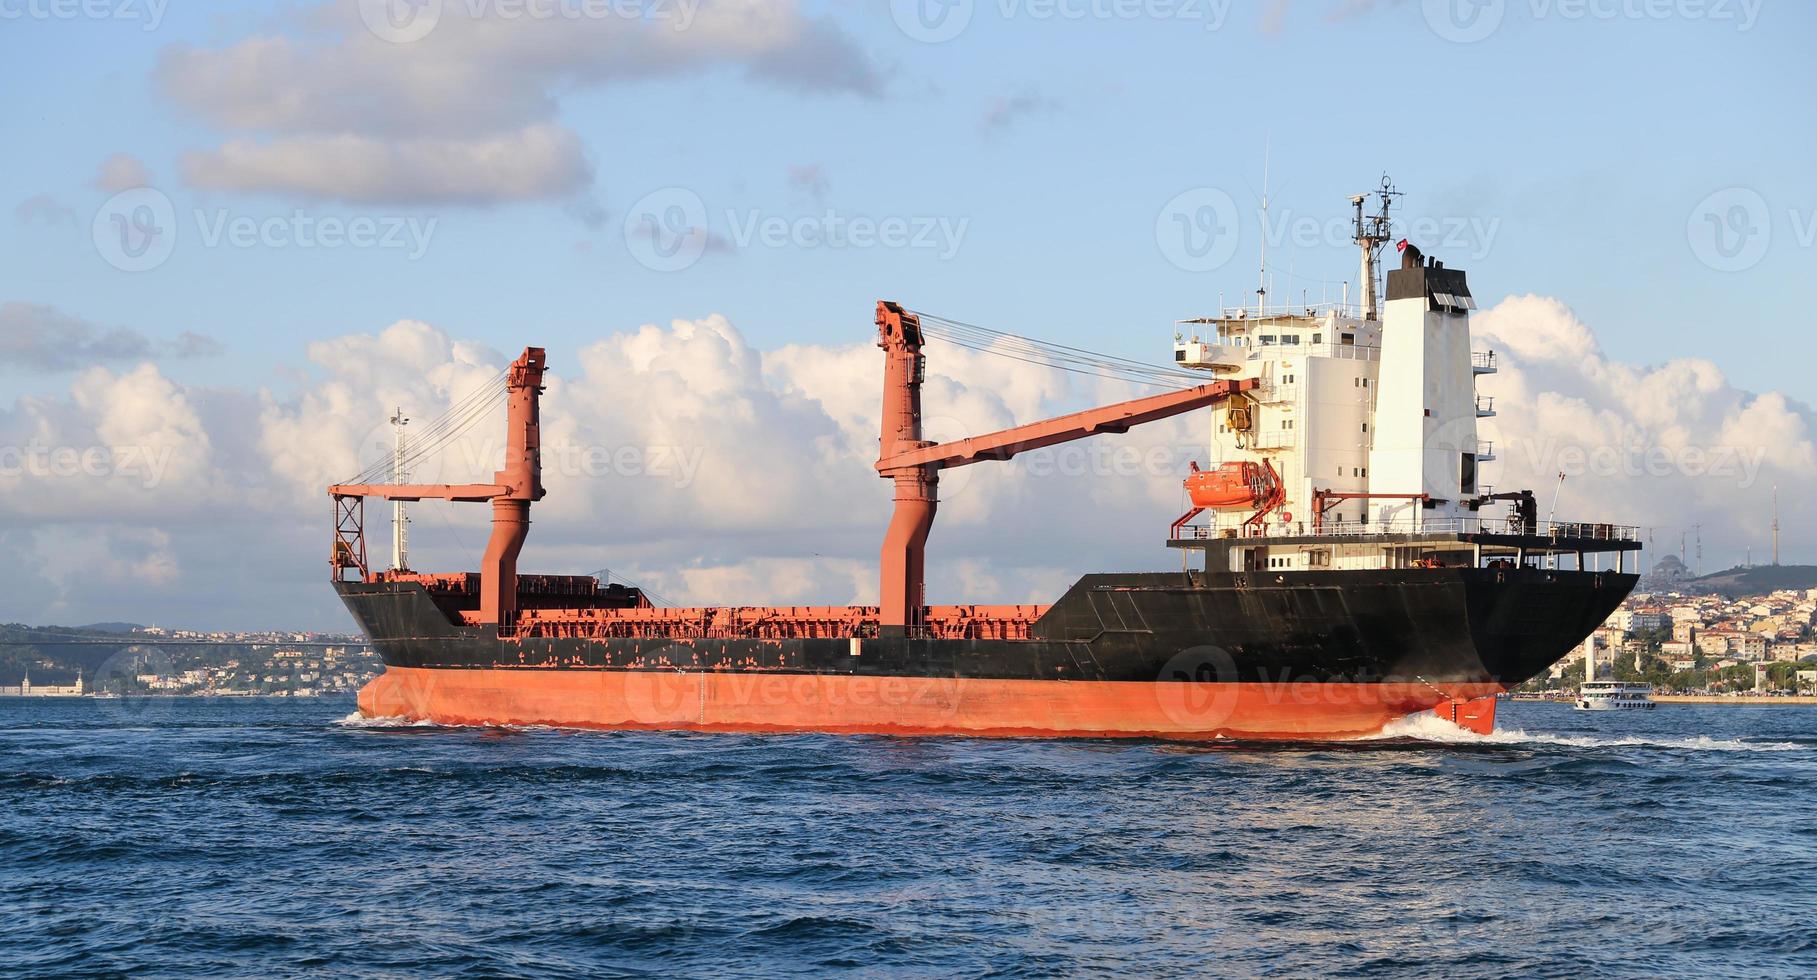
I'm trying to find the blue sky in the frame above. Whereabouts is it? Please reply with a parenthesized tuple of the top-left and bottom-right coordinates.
(1, 0, 1812, 628)
(5, 0, 1811, 395)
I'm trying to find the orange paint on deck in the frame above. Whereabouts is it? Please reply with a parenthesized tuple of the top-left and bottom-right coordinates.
(359, 667, 1504, 740)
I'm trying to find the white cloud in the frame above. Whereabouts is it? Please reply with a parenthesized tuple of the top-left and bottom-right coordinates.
(0, 362, 223, 523)
(157, 0, 879, 205)
(1475, 294, 1814, 567)
(15, 194, 77, 227)
(0, 303, 221, 372)
(94, 153, 153, 192)
(182, 124, 592, 204)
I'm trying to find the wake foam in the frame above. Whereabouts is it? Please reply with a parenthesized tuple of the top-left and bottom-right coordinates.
(1368, 712, 1804, 752)
(335, 711, 438, 729)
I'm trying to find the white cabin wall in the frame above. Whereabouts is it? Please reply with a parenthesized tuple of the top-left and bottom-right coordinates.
(1301, 355, 1376, 527)
(1367, 297, 1479, 527)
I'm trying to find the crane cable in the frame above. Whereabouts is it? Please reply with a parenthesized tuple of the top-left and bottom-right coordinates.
(910, 311, 1210, 390)
(343, 366, 510, 485)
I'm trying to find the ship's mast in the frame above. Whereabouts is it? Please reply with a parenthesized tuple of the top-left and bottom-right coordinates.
(1352, 175, 1399, 320)
(1255, 149, 1271, 315)
(390, 408, 409, 571)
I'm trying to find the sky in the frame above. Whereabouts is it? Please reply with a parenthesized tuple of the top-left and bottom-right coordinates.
(1, 0, 1812, 630)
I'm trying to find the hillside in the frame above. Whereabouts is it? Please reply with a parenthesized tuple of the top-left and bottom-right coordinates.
(1684, 565, 1817, 598)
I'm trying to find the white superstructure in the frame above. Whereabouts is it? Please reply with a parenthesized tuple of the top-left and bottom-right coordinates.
(1172, 178, 1534, 567)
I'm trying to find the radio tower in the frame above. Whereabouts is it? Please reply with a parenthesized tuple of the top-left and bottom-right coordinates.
(390, 407, 410, 572)
(1773, 485, 1780, 566)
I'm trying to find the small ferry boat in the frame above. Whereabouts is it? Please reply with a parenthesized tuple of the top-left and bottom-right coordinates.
(1576, 680, 1656, 710)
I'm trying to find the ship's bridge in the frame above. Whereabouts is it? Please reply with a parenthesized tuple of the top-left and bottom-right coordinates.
(1174, 304, 1382, 373)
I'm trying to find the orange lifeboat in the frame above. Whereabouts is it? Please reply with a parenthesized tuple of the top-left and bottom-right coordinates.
(1184, 461, 1267, 509)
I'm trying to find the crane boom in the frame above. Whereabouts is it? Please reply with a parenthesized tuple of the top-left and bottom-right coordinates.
(326, 483, 507, 502)
(875, 380, 1253, 473)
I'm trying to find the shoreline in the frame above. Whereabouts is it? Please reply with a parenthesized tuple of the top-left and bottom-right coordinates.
(1514, 693, 1817, 706)
(1651, 694, 1817, 706)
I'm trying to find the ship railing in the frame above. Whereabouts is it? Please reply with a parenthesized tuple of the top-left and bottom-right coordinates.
(1185, 341, 1381, 363)
(1314, 342, 1381, 363)
(1175, 516, 1642, 542)
(1202, 302, 1359, 321)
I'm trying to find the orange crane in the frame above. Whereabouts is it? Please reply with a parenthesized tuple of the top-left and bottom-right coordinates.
(872, 302, 1256, 634)
(330, 347, 546, 625)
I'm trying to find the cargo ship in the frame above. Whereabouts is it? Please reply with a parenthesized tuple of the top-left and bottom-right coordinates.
(330, 180, 1639, 738)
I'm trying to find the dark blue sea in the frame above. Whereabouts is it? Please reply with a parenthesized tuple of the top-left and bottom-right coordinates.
(3, 697, 1814, 979)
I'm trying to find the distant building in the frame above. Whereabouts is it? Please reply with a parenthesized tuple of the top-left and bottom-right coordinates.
(0, 670, 86, 697)
(1644, 554, 1692, 590)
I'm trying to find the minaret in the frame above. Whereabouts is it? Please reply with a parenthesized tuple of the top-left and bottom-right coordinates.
(390, 408, 409, 572)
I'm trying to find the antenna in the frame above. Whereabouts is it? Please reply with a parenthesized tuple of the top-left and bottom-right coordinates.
(390, 407, 410, 572)
(1547, 471, 1566, 569)
(1256, 143, 1271, 315)
(1352, 173, 1400, 321)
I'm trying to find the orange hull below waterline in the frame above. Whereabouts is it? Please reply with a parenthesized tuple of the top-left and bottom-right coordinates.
(357, 668, 1501, 739)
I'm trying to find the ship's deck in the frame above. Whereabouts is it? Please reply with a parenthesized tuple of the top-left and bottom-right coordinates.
(374, 571, 1047, 640)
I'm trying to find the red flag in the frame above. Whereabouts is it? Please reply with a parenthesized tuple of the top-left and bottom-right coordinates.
(1395, 238, 1409, 252)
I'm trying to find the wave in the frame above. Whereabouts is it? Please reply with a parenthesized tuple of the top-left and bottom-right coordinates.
(1367, 712, 1807, 752)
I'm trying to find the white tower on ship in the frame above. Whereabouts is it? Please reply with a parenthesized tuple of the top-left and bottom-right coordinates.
(1367, 243, 1487, 529)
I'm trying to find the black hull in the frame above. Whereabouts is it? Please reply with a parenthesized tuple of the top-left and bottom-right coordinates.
(337, 567, 1635, 688)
